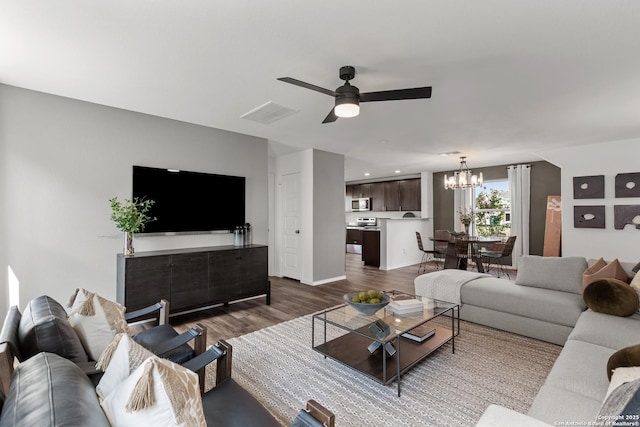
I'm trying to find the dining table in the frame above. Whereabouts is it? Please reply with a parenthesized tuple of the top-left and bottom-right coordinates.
(429, 236, 501, 273)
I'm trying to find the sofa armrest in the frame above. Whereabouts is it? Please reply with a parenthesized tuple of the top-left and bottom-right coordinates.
(476, 405, 552, 427)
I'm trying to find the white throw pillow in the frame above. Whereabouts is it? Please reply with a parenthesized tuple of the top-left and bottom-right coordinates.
(100, 356, 206, 427)
(67, 288, 130, 361)
(96, 333, 154, 400)
(605, 366, 640, 399)
(68, 295, 115, 361)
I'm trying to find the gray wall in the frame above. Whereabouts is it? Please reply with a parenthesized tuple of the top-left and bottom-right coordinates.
(432, 161, 561, 256)
(0, 84, 268, 315)
(313, 150, 346, 281)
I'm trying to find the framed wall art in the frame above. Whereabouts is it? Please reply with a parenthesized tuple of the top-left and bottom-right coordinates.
(614, 205, 640, 230)
(573, 205, 605, 229)
(573, 175, 604, 199)
(615, 173, 640, 198)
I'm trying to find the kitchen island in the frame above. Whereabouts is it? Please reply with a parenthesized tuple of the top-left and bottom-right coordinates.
(378, 217, 431, 270)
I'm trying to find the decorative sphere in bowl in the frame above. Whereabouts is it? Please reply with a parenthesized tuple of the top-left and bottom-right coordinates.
(343, 291, 390, 315)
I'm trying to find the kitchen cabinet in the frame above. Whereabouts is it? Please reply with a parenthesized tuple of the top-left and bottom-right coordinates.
(347, 178, 421, 212)
(349, 183, 371, 199)
(383, 181, 401, 211)
(399, 179, 421, 211)
(362, 230, 380, 267)
(370, 183, 385, 212)
(346, 228, 363, 245)
(117, 245, 269, 314)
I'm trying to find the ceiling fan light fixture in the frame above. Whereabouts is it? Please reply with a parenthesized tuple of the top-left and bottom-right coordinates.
(334, 90, 360, 118)
(335, 101, 360, 118)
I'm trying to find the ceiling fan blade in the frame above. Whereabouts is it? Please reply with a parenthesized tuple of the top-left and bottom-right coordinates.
(322, 108, 338, 124)
(277, 77, 336, 97)
(360, 86, 432, 102)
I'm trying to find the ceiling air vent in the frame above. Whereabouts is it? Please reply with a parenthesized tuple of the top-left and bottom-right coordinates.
(240, 101, 298, 124)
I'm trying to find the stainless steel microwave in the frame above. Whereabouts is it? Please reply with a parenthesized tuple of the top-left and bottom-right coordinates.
(352, 197, 371, 212)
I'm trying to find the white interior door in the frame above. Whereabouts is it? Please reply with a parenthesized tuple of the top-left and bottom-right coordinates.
(282, 173, 301, 280)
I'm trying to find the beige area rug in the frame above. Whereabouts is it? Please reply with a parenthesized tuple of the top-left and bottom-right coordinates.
(205, 313, 561, 426)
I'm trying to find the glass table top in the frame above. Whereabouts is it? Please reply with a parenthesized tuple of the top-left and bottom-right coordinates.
(313, 290, 457, 343)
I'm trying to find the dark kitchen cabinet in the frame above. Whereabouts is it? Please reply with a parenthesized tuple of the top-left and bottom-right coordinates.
(347, 178, 421, 212)
(346, 228, 363, 245)
(370, 182, 385, 212)
(399, 179, 421, 211)
(384, 181, 401, 211)
(117, 245, 269, 314)
(362, 230, 380, 267)
(350, 183, 371, 199)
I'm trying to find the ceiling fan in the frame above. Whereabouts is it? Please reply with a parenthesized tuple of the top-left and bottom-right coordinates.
(277, 65, 432, 123)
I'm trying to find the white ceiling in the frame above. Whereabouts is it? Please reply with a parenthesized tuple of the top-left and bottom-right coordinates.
(2, 1, 640, 181)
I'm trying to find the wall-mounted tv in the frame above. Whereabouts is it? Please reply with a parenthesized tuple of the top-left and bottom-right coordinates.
(132, 165, 245, 233)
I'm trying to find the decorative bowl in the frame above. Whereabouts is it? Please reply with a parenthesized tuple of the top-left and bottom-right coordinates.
(343, 292, 391, 315)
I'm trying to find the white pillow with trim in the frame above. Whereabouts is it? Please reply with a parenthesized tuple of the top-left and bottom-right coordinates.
(100, 356, 206, 427)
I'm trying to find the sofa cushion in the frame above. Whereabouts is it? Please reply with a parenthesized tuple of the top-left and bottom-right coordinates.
(100, 356, 206, 427)
(461, 277, 586, 327)
(568, 310, 640, 350)
(583, 278, 639, 317)
(543, 339, 613, 402)
(583, 259, 629, 291)
(607, 345, 640, 381)
(0, 352, 110, 427)
(515, 256, 587, 295)
(477, 405, 553, 427)
(18, 295, 88, 363)
(528, 383, 602, 425)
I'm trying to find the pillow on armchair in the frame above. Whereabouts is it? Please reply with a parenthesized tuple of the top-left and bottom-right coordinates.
(583, 278, 639, 317)
(100, 356, 206, 427)
(68, 288, 130, 361)
(96, 333, 154, 399)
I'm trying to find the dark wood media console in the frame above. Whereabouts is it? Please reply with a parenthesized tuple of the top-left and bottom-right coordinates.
(116, 244, 269, 315)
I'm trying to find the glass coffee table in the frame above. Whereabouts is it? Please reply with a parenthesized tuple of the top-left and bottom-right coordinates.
(312, 290, 459, 397)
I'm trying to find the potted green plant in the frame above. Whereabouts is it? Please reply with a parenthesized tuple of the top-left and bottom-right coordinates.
(109, 197, 156, 255)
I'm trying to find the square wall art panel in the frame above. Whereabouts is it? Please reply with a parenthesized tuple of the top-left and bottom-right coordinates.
(574, 205, 605, 228)
(615, 173, 640, 198)
(573, 175, 605, 199)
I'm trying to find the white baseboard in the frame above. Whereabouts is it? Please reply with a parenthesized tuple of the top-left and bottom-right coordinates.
(301, 275, 347, 286)
(379, 260, 421, 271)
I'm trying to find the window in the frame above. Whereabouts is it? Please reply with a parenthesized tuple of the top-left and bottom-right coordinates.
(475, 180, 511, 237)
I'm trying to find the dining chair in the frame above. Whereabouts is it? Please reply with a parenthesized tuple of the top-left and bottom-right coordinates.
(482, 236, 517, 278)
(416, 232, 445, 273)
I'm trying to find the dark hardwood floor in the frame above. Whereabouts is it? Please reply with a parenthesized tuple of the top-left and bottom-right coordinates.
(172, 253, 514, 343)
(171, 254, 437, 341)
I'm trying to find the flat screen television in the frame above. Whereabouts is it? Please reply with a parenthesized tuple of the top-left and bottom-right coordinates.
(132, 165, 245, 233)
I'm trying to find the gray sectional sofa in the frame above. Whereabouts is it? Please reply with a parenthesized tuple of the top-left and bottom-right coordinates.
(415, 255, 640, 426)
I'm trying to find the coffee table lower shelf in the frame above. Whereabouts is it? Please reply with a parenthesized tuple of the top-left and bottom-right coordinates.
(313, 324, 452, 394)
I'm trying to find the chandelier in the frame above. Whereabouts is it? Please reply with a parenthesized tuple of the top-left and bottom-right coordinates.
(444, 156, 483, 190)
